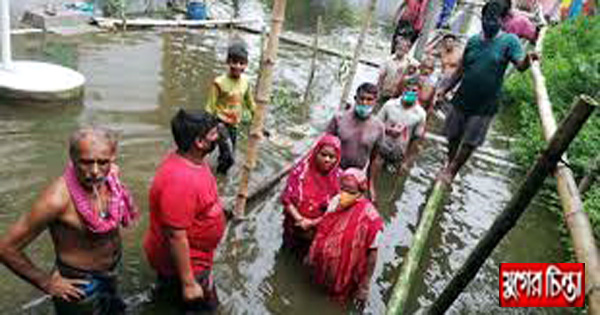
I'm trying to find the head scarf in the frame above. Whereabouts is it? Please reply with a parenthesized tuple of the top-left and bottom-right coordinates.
(340, 168, 369, 193)
(64, 161, 139, 234)
(281, 134, 342, 217)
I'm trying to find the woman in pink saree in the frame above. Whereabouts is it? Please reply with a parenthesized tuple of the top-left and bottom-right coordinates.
(280, 134, 342, 258)
(307, 168, 384, 309)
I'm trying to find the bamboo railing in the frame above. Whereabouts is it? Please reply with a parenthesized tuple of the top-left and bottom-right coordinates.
(233, 0, 286, 219)
(529, 27, 600, 313)
(429, 96, 598, 313)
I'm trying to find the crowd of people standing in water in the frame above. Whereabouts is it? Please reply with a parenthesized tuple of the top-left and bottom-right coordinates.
(0, 0, 544, 313)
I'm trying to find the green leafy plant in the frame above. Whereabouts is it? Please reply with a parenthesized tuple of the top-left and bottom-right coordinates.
(501, 16, 600, 245)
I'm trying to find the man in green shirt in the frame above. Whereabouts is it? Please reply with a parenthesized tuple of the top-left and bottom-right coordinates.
(437, 0, 538, 184)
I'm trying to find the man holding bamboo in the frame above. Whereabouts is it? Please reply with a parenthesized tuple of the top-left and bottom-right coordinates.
(436, 1, 539, 184)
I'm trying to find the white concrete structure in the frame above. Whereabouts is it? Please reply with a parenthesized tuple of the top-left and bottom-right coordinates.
(0, 0, 85, 103)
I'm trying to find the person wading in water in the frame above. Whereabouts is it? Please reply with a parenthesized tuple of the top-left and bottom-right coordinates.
(0, 127, 138, 314)
(436, 1, 539, 184)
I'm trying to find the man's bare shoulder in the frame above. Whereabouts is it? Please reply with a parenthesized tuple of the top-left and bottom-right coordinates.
(34, 177, 70, 215)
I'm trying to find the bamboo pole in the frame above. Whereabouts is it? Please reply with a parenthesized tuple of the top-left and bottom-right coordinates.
(301, 16, 322, 120)
(429, 95, 598, 314)
(233, 0, 286, 219)
(93, 17, 260, 28)
(386, 181, 450, 315)
(338, 0, 377, 110)
(530, 27, 600, 313)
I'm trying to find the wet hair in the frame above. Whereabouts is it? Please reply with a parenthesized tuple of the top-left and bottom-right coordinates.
(69, 126, 118, 161)
(496, 0, 512, 17)
(442, 33, 458, 41)
(482, 1, 503, 20)
(227, 41, 249, 63)
(355, 82, 378, 98)
(171, 109, 219, 153)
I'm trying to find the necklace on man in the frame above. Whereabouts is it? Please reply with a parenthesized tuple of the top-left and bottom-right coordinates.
(93, 185, 109, 220)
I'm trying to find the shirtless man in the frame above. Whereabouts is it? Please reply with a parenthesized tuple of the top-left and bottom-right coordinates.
(0, 127, 137, 314)
(435, 34, 463, 91)
(326, 83, 385, 202)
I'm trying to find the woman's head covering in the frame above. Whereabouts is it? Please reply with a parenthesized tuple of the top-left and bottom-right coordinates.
(281, 133, 342, 208)
(340, 168, 369, 193)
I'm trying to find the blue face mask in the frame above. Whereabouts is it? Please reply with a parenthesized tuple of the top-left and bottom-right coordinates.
(354, 104, 373, 119)
(402, 91, 418, 105)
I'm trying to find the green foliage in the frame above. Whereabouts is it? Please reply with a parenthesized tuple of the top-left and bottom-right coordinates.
(584, 186, 600, 239)
(502, 16, 600, 240)
(270, 82, 303, 123)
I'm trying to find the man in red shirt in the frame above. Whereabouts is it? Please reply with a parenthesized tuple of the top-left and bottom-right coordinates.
(144, 109, 226, 312)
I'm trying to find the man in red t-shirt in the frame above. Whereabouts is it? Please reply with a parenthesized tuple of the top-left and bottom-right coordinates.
(144, 109, 226, 312)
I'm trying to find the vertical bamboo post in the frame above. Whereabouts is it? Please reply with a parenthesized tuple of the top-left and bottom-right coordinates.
(233, 0, 286, 219)
(338, 0, 377, 110)
(302, 15, 322, 119)
(386, 181, 450, 315)
(429, 96, 598, 314)
(529, 28, 600, 313)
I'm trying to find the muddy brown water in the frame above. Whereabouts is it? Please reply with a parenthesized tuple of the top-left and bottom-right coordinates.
(1, 0, 569, 314)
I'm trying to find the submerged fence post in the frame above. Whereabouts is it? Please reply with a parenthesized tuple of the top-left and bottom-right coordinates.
(302, 15, 322, 119)
(339, 0, 377, 110)
(429, 96, 598, 314)
(529, 28, 600, 313)
(387, 181, 450, 315)
(233, 0, 286, 219)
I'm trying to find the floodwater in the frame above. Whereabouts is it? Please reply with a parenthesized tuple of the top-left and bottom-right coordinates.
(1, 0, 569, 314)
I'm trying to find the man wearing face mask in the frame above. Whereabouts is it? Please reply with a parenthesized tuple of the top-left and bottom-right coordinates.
(0, 127, 138, 314)
(326, 83, 385, 200)
(436, 1, 539, 184)
(373, 81, 427, 184)
(144, 109, 226, 313)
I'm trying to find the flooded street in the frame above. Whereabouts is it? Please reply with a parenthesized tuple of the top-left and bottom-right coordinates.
(1, 0, 569, 314)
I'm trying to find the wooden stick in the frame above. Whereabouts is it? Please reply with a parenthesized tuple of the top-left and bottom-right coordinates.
(233, 0, 286, 219)
(301, 16, 322, 120)
(530, 27, 600, 313)
(338, 0, 377, 109)
(386, 180, 450, 315)
(429, 95, 598, 314)
(92, 17, 260, 28)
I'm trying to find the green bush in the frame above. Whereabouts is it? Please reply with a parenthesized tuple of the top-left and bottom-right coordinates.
(502, 17, 600, 242)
